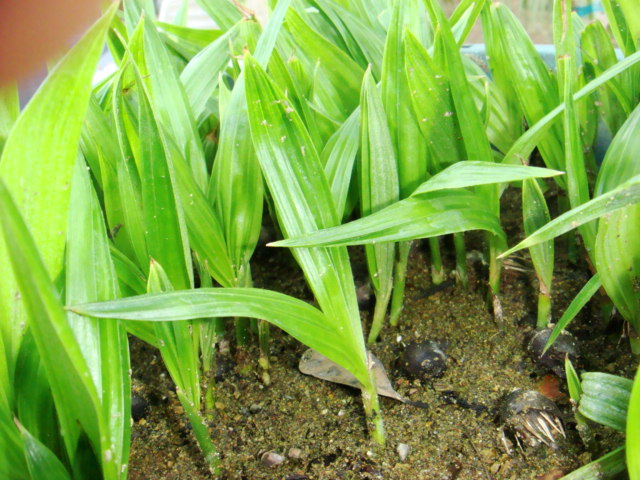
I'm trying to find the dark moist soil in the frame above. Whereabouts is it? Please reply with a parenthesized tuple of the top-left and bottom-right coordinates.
(127, 188, 636, 480)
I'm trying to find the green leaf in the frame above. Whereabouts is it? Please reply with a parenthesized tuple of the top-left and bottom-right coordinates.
(594, 205, 640, 331)
(413, 162, 563, 195)
(360, 68, 399, 293)
(0, 84, 18, 154)
(359, 67, 399, 341)
(194, 0, 243, 31)
(628, 366, 640, 479)
(483, 3, 565, 179)
(581, 21, 630, 135)
(382, 0, 427, 196)
(523, 178, 553, 326)
(595, 104, 640, 196)
(579, 372, 633, 432)
(404, 31, 464, 172)
(69, 289, 357, 385)
(565, 357, 582, 402)
(0, 176, 101, 469)
(556, 0, 596, 252)
(0, 4, 117, 365)
(502, 50, 640, 167)
(133, 17, 209, 191)
(244, 54, 368, 383)
(180, 23, 238, 120)
(322, 109, 360, 219)
(560, 446, 626, 480)
(499, 175, 640, 257)
(284, 8, 363, 123)
(544, 274, 601, 354)
(16, 421, 71, 480)
(66, 159, 130, 478)
(272, 190, 505, 248)
(208, 0, 291, 283)
(110, 76, 150, 270)
(132, 64, 194, 290)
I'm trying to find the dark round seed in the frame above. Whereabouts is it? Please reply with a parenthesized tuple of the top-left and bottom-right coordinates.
(401, 341, 447, 380)
(528, 328, 579, 377)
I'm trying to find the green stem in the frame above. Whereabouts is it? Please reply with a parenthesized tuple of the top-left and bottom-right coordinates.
(361, 368, 385, 446)
(453, 233, 468, 289)
(389, 241, 411, 327)
(537, 288, 552, 329)
(176, 389, 220, 475)
(235, 317, 250, 346)
(258, 319, 271, 385)
(488, 234, 502, 296)
(235, 265, 253, 346)
(203, 365, 216, 416)
(429, 237, 445, 285)
(367, 285, 392, 344)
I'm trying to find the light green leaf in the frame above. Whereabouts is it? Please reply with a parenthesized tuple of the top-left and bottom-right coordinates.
(16, 421, 71, 480)
(66, 159, 130, 478)
(133, 17, 208, 191)
(69, 289, 357, 385)
(0, 176, 101, 468)
(0, 4, 117, 365)
(413, 162, 563, 195)
(322, 109, 360, 219)
(544, 274, 601, 354)
(180, 23, 238, 120)
(284, 8, 363, 123)
(244, 54, 368, 383)
(502, 50, 640, 167)
(560, 446, 626, 480)
(523, 178, 553, 326)
(272, 191, 505, 248)
(579, 372, 633, 432)
(0, 84, 18, 154)
(194, 0, 243, 31)
(404, 31, 464, 172)
(382, 0, 427, 197)
(565, 357, 582, 402)
(499, 175, 640, 258)
(628, 366, 640, 479)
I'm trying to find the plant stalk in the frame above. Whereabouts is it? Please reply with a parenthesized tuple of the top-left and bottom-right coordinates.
(361, 365, 385, 446)
(429, 237, 445, 285)
(258, 319, 271, 385)
(537, 284, 552, 328)
(453, 233, 468, 288)
(367, 285, 393, 344)
(234, 265, 253, 346)
(176, 388, 220, 476)
(389, 241, 411, 327)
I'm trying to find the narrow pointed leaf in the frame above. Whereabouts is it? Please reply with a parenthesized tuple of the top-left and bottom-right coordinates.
(628, 367, 640, 479)
(413, 162, 563, 195)
(17, 422, 71, 480)
(70, 289, 358, 385)
(502, 50, 640, 166)
(66, 159, 130, 479)
(0, 5, 117, 364)
(0, 177, 101, 465)
(360, 68, 399, 294)
(244, 54, 369, 384)
(500, 175, 640, 257)
(272, 191, 505, 248)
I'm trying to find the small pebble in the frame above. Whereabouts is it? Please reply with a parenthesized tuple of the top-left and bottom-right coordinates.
(288, 447, 302, 459)
(131, 395, 149, 422)
(249, 403, 262, 414)
(261, 451, 285, 467)
(397, 443, 410, 461)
